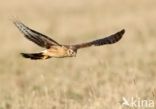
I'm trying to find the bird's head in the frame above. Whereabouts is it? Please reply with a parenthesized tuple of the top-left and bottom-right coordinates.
(67, 49, 77, 57)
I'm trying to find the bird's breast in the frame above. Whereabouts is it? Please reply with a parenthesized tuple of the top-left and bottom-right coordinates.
(43, 46, 69, 58)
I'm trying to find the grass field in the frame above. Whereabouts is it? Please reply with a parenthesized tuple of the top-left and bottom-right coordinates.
(0, 0, 156, 109)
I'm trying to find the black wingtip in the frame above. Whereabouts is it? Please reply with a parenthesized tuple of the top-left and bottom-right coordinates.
(13, 20, 26, 33)
(20, 52, 50, 60)
(21, 53, 31, 58)
(114, 29, 125, 43)
(120, 29, 125, 35)
(115, 29, 125, 41)
(12, 19, 20, 26)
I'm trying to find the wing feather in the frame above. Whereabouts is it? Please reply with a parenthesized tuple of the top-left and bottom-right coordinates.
(73, 29, 125, 49)
(14, 20, 61, 48)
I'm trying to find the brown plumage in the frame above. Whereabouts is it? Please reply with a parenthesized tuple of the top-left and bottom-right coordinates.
(14, 20, 125, 60)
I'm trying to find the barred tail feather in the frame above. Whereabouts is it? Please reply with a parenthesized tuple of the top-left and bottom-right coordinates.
(21, 52, 50, 60)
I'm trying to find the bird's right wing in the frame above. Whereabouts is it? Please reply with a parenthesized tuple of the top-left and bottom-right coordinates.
(14, 20, 61, 48)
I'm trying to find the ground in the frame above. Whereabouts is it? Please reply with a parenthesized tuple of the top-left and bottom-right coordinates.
(0, 0, 156, 109)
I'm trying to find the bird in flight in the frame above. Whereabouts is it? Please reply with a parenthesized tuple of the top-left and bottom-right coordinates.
(14, 20, 125, 60)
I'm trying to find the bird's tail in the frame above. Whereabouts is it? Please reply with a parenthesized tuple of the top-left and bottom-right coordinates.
(21, 52, 50, 60)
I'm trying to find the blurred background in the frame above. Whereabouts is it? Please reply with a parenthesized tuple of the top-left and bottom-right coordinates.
(0, 0, 156, 109)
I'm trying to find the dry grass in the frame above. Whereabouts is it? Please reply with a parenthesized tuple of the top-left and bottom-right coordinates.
(0, 0, 156, 109)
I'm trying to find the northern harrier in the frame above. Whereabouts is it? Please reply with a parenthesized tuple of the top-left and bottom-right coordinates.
(14, 20, 125, 60)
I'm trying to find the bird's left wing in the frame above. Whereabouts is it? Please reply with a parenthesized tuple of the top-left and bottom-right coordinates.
(72, 29, 125, 49)
(14, 20, 62, 48)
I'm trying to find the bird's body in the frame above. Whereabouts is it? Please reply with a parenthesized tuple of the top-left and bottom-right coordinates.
(43, 46, 75, 58)
(14, 20, 125, 60)
(21, 45, 76, 59)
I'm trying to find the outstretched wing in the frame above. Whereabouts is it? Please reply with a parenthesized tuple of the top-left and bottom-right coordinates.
(72, 29, 125, 49)
(13, 20, 61, 48)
